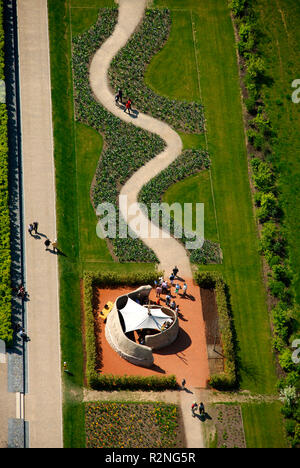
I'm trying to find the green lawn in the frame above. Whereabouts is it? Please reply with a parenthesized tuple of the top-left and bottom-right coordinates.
(242, 402, 288, 448)
(152, 0, 277, 394)
(255, 0, 300, 308)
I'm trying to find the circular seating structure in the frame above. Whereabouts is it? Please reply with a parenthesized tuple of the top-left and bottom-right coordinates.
(105, 286, 179, 368)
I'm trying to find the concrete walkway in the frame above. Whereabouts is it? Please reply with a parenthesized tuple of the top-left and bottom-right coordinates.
(17, 0, 62, 448)
(89, 0, 192, 278)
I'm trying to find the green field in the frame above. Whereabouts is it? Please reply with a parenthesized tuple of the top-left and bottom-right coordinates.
(152, 0, 277, 394)
(242, 402, 288, 448)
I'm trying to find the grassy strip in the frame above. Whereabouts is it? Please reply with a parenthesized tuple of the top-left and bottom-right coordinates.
(242, 401, 288, 448)
(0, 0, 12, 346)
(83, 270, 177, 390)
(195, 271, 237, 390)
(85, 401, 181, 448)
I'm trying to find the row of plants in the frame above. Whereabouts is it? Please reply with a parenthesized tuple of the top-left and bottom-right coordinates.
(230, 0, 299, 447)
(139, 149, 222, 264)
(109, 9, 205, 134)
(83, 270, 177, 391)
(73, 8, 161, 263)
(0, 0, 13, 347)
(195, 271, 237, 390)
(85, 401, 181, 448)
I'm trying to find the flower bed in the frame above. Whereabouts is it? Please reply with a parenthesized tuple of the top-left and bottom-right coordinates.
(109, 9, 205, 134)
(0, 0, 13, 346)
(85, 401, 182, 448)
(139, 149, 222, 264)
(83, 271, 177, 391)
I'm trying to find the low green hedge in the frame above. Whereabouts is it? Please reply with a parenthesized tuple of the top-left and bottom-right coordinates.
(195, 271, 237, 390)
(83, 271, 178, 390)
(0, 0, 12, 347)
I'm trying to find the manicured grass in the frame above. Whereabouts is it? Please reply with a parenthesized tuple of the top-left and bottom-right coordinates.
(163, 172, 218, 242)
(255, 0, 300, 307)
(70, 0, 116, 36)
(144, 10, 199, 102)
(242, 402, 288, 448)
(75, 122, 112, 265)
(150, 0, 277, 394)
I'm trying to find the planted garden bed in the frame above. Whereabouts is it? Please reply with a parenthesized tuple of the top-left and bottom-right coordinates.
(85, 401, 183, 448)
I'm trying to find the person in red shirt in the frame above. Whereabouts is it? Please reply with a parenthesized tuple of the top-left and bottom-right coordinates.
(124, 98, 132, 115)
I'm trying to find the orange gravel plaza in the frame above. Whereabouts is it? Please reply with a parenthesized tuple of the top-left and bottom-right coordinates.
(93, 279, 210, 387)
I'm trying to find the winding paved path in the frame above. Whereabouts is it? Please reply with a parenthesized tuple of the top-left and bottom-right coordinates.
(90, 0, 193, 278)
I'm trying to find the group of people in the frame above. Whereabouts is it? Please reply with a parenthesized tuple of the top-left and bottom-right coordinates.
(191, 401, 206, 418)
(28, 220, 57, 252)
(115, 88, 132, 115)
(154, 266, 188, 313)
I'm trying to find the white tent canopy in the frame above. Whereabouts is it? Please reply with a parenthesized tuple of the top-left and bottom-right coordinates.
(119, 297, 171, 333)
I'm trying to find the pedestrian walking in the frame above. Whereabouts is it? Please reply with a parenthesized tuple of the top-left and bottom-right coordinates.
(169, 273, 175, 286)
(191, 402, 198, 417)
(181, 378, 186, 390)
(161, 280, 168, 294)
(32, 221, 39, 234)
(170, 300, 176, 310)
(199, 402, 205, 415)
(124, 98, 132, 114)
(175, 305, 179, 314)
(115, 88, 123, 105)
(173, 266, 179, 277)
(44, 238, 51, 251)
(165, 294, 171, 306)
(19, 329, 30, 342)
(28, 224, 34, 236)
(175, 283, 180, 295)
(183, 283, 187, 296)
(156, 285, 162, 297)
(52, 239, 58, 252)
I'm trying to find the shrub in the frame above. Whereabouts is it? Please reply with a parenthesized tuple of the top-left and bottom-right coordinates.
(257, 192, 280, 222)
(271, 264, 293, 287)
(251, 158, 275, 192)
(229, 0, 248, 17)
(279, 349, 297, 373)
(259, 221, 286, 257)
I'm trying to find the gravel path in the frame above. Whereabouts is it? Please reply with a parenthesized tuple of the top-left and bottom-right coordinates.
(89, 0, 193, 279)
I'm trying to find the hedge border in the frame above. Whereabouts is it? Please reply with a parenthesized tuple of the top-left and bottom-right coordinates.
(0, 0, 13, 347)
(83, 270, 178, 391)
(195, 271, 237, 390)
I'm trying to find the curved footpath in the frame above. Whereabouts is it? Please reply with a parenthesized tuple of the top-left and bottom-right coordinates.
(90, 0, 193, 279)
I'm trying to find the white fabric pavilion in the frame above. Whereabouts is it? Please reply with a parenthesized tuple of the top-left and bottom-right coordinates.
(119, 297, 171, 333)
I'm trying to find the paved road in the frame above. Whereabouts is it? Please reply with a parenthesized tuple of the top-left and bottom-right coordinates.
(17, 0, 62, 448)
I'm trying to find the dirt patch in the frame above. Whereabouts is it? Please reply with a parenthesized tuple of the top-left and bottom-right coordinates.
(200, 288, 224, 376)
(208, 404, 246, 448)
